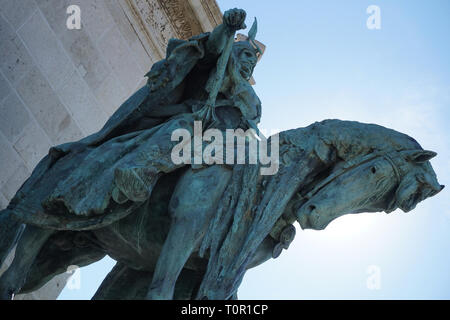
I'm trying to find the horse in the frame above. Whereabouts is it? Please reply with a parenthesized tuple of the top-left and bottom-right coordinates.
(0, 120, 443, 300)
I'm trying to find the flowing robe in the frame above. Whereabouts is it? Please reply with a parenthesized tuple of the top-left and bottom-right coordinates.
(6, 33, 261, 231)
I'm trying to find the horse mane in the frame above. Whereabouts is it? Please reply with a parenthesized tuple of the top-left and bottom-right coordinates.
(279, 119, 423, 162)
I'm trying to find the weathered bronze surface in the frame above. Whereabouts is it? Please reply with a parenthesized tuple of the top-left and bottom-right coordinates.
(0, 9, 443, 300)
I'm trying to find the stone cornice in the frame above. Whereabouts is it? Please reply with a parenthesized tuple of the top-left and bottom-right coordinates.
(121, 0, 222, 60)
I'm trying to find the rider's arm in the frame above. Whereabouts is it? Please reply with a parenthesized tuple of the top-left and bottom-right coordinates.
(203, 9, 246, 62)
(205, 24, 233, 58)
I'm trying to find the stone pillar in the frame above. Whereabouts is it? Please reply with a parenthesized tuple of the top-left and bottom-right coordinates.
(0, 0, 221, 299)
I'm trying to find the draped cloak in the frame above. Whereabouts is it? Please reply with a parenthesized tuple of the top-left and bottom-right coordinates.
(5, 32, 261, 231)
(194, 120, 424, 299)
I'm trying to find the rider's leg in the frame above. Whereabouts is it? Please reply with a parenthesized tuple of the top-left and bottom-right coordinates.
(0, 225, 54, 300)
(146, 165, 232, 300)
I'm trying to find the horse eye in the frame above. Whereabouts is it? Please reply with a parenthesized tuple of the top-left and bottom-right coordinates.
(371, 167, 377, 174)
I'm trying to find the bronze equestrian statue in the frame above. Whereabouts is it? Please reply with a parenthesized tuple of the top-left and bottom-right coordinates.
(0, 8, 443, 300)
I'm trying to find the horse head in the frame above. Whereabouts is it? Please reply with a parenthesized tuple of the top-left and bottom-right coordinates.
(296, 148, 444, 230)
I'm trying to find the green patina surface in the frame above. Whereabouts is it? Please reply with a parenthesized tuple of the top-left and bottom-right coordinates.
(0, 9, 443, 300)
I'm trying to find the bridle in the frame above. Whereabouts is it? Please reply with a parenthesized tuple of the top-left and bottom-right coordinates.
(303, 151, 403, 202)
(273, 151, 403, 253)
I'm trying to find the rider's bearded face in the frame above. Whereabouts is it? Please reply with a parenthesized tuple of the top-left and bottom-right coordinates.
(234, 43, 258, 80)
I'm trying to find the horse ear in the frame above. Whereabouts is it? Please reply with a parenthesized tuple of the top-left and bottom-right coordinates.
(405, 150, 437, 163)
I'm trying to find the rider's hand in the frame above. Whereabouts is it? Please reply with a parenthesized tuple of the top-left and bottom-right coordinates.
(223, 8, 246, 32)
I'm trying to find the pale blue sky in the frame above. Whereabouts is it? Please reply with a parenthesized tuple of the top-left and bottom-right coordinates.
(60, 0, 449, 299)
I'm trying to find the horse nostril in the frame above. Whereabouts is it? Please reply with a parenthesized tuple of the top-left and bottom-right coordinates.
(371, 167, 376, 174)
(308, 205, 316, 212)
